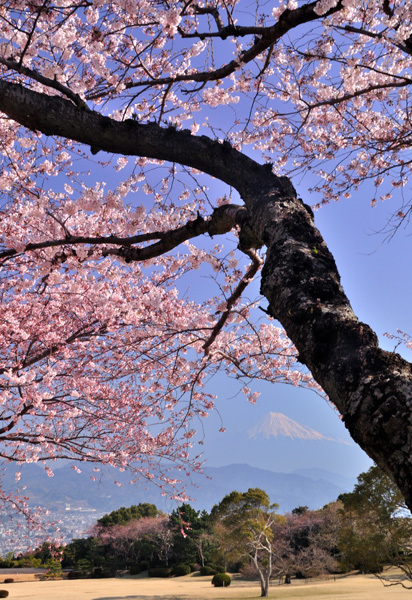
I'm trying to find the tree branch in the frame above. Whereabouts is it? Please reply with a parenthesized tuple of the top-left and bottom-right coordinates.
(0, 204, 247, 263)
(303, 79, 412, 110)
(203, 248, 263, 355)
(0, 79, 260, 195)
(95, 1, 345, 94)
(0, 57, 89, 109)
(336, 24, 412, 56)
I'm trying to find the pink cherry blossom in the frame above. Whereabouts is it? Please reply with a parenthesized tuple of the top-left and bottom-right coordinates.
(0, 0, 411, 536)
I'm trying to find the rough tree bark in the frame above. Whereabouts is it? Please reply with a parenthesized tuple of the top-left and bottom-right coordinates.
(1, 80, 412, 508)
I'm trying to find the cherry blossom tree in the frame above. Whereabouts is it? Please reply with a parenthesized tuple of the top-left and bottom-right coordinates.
(91, 515, 172, 567)
(276, 504, 339, 580)
(239, 504, 339, 586)
(1, 0, 412, 515)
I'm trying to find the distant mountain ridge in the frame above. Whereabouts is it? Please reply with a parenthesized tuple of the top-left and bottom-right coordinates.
(200, 464, 345, 511)
(290, 467, 356, 491)
(2, 461, 349, 515)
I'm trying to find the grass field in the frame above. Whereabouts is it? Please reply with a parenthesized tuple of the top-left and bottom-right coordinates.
(1, 571, 411, 600)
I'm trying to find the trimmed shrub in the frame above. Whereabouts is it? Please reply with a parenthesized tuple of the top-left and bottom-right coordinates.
(148, 567, 172, 578)
(139, 560, 150, 571)
(0, 591, 9, 598)
(172, 564, 191, 577)
(91, 567, 115, 578)
(3, 580, 13, 584)
(213, 564, 226, 574)
(190, 563, 201, 572)
(67, 570, 86, 579)
(200, 566, 216, 576)
(129, 563, 141, 575)
(212, 573, 231, 587)
(230, 561, 243, 573)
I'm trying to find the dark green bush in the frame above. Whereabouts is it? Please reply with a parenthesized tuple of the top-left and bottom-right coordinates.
(0, 591, 9, 598)
(212, 573, 231, 587)
(200, 566, 216, 576)
(148, 567, 172, 578)
(139, 560, 150, 571)
(91, 567, 104, 578)
(230, 561, 243, 573)
(91, 567, 115, 578)
(172, 564, 191, 576)
(3, 580, 13, 584)
(67, 570, 86, 579)
(129, 563, 141, 575)
(205, 563, 225, 573)
(0, 559, 12, 569)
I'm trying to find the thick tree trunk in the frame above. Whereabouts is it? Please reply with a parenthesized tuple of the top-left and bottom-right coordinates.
(1, 80, 412, 508)
(243, 176, 412, 509)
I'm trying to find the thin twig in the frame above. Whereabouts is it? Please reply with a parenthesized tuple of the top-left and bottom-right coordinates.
(203, 248, 263, 355)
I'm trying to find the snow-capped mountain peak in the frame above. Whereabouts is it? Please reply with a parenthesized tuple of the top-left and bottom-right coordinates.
(248, 412, 341, 442)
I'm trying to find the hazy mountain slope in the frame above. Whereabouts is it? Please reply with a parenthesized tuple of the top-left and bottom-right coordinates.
(290, 467, 357, 490)
(200, 464, 344, 511)
(2, 462, 346, 514)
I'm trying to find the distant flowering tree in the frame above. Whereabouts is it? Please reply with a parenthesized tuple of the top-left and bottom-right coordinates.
(1, 0, 412, 521)
(271, 504, 340, 580)
(91, 515, 172, 566)
(231, 500, 339, 591)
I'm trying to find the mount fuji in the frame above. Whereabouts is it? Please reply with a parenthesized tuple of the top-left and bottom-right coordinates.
(248, 412, 350, 444)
